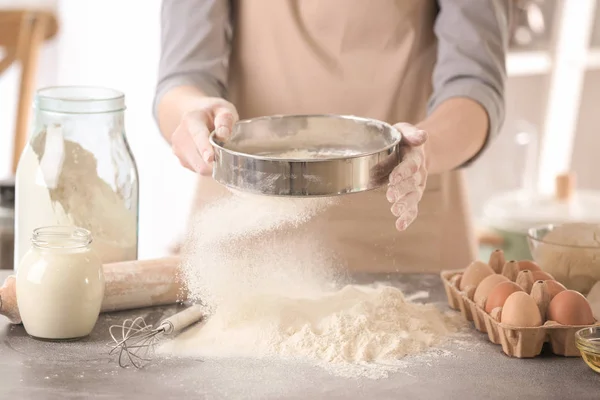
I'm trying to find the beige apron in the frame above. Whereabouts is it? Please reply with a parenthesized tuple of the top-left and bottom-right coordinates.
(190, 0, 477, 273)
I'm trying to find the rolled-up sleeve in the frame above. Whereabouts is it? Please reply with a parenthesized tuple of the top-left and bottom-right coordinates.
(429, 0, 509, 163)
(153, 0, 232, 119)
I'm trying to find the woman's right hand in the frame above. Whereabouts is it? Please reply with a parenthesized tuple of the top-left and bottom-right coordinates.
(170, 97, 238, 175)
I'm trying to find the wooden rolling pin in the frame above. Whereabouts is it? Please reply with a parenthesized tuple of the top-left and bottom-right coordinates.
(0, 257, 186, 324)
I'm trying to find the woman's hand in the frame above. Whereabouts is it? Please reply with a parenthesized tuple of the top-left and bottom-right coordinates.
(386, 123, 428, 231)
(170, 97, 238, 175)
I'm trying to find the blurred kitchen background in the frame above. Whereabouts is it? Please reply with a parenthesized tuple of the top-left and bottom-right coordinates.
(1, 0, 599, 261)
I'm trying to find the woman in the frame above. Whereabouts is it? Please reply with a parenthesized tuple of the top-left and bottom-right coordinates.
(154, 0, 508, 272)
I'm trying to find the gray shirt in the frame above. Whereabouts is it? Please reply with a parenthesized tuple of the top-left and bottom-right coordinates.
(155, 0, 509, 159)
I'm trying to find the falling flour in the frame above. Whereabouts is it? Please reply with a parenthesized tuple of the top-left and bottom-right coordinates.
(180, 193, 340, 311)
(168, 189, 462, 379)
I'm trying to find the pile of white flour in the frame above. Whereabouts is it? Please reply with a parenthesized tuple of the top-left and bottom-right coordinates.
(169, 192, 462, 379)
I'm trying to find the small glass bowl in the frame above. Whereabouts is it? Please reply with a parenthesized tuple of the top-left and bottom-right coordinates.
(527, 223, 600, 293)
(575, 327, 600, 374)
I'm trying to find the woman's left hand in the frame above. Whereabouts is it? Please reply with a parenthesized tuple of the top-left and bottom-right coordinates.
(386, 123, 428, 231)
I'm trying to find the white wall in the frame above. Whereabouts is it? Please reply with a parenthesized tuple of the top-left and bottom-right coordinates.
(466, 72, 600, 220)
(465, 75, 548, 216)
(571, 70, 600, 190)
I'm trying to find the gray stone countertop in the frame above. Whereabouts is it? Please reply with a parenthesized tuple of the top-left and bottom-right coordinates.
(1, 270, 599, 400)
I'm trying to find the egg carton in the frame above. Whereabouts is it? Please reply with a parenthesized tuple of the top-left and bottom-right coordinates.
(441, 269, 600, 358)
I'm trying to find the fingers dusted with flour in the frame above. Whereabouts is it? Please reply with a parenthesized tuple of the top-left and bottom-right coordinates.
(396, 122, 428, 147)
(387, 123, 428, 232)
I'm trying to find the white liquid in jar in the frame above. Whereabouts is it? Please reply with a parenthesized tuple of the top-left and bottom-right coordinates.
(16, 232, 105, 340)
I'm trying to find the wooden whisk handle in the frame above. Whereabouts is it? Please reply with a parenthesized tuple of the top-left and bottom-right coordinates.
(160, 304, 205, 335)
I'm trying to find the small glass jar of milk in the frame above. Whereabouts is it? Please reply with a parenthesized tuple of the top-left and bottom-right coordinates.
(16, 226, 105, 340)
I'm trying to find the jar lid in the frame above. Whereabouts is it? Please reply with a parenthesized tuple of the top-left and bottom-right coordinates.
(482, 173, 600, 232)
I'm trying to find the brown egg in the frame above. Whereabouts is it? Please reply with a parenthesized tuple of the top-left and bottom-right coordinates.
(518, 260, 542, 272)
(485, 281, 524, 314)
(473, 274, 509, 308)
(531, 270, 554, 281)
(545, 280, 566, 299)
(460, 261, 494, 291)
(547, 290, 596, 325)
(501, 292, 543, 327)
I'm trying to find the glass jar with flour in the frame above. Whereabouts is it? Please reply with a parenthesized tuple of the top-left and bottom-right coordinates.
(15, 86, 139, 269)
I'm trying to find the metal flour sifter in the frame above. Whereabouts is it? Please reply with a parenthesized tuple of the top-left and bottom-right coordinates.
(209, 114, 404, 197)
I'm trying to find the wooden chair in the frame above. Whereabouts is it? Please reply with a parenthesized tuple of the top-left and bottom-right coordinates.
(0, 9, 58, 174)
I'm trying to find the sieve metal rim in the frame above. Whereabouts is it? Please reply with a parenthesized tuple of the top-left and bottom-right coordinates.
(208, 114, 404, 197)
(208, 114, 402, 162)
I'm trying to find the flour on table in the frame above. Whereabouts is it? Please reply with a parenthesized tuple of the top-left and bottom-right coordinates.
(171, 189, 462, 379)
(161, 284, 463, 379)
